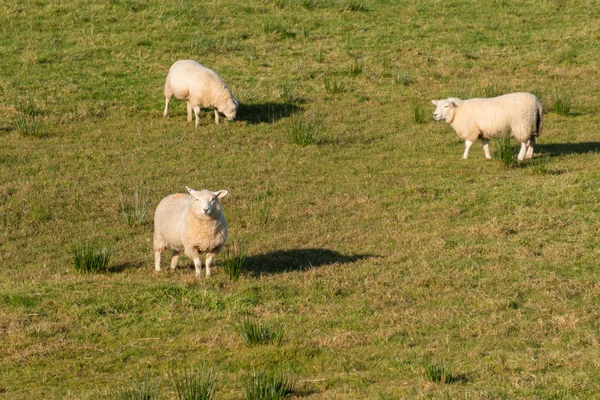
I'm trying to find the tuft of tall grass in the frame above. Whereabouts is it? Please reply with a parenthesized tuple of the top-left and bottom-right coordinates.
(172, 365, 216, 400)
(114, 375, 160, 400)
(237, 319, 283, 347)
(423, 363, 456, 384)
(483, 83, 507, 98)
(529, 153, 550, 174)
(394, 71, 412, 86)
(119, 186, 150, 226)
(72, 243, 113, 273)
(412, 103, 425, 124)
(301, 0, 321, 10)
(14, 99, 44, 137)
(494, 135, 517, 167)
(221, 242, 248, 281)
(285, 113, 322, 146)
(279, 82, 300, 104)
(349, 59, 363, 76)
(552, 88, 572, 116)
(314, 46, 325, 63)
(245, 370, 293, 400)
(263, 22, 296, 38)
(340, 1, 369, 12)
(323, 77, 345, 94)
(253, 189, 272, 225)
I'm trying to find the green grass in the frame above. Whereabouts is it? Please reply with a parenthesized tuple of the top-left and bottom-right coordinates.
(1, 0, 600, 399)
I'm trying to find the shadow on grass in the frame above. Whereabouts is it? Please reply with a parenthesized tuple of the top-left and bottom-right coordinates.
(536, 142, 600, 157)
(109, 261, 146, 273)
(237, 102, 302, 124)
(244, 248, 373, 275)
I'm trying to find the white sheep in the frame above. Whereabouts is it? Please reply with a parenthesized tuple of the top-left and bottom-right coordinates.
(163, 60, 239, 127)
(431, 92, 543, 160)
(154, 187, 228, 278)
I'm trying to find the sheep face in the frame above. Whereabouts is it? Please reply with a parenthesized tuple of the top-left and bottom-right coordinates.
(431, 99, 457, 122)
(219, 98, 239, 121)
(186, 187, 229, 218)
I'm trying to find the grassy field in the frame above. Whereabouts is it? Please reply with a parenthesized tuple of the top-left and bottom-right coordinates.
(1, 0, 600, 398)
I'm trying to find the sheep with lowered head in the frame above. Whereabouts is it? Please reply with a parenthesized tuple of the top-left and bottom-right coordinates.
(431, 92, 543, 161)
(163, 59, 239, 127)
(154, 187, 228, 278)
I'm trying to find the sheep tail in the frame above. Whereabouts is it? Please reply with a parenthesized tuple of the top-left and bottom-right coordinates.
(535, 102, 543, 137)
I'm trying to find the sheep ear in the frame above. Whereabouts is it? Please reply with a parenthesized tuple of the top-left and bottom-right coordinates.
(214, 190, 228, 199)
(449, 101, 457, 108)
(186, 186, 196, 195)
(431, 100, 439, 106)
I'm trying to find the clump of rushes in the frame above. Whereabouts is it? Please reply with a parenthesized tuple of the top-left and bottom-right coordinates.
(323, 77, 345, 94)
(221, 242, 248, 281)
(245, 369, 294, 400)
(119, 186, 150, 226)
(14, 98, 44, 137)
(412, 103, 425, 124)
(495, 135, 517, 168)
(349, 59, 363, 76)
(114, 375, 160, 400)
(553, 88, 572, 116)
(172, 365, 216, 400)
(72, 243, 113, 273)
(423, 363, 456, 384)
(237, 318, 283, 347)
(285, 113, 322, 146)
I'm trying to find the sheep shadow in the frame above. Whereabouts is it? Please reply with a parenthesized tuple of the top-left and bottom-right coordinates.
(244, 248, 373, 276)
(237, 102, 302, 124)
(109, 261, 146, 273)
(536, 142, 600, 157)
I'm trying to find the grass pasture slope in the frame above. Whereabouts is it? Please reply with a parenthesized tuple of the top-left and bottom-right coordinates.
(1, 0, 600, 398)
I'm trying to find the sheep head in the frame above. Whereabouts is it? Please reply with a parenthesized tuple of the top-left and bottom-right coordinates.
(219, 98, 239, 121)
(186, 187, 229, 218)
(431, 99, 458, 122)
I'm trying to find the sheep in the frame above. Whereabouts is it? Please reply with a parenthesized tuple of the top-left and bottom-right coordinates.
(431, 92, 543, 161)
(154, 187, 228, 278)
(163, 59, 239, 127)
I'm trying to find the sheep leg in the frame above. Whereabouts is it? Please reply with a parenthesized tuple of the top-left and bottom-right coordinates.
(525, 137, 535, 159)
(205, 253, 216, 278)
(214, 109, 220, 125)
(482, 139, 491, 159)
(517, 142, 527, 161)
(463, 140, 473, 159)
(154, 250, 162, 272)
(163, 98, 170, 118)
(186, 102, 192, 122)
(193, 106, 201, 128)
(170, 250, 180, 270)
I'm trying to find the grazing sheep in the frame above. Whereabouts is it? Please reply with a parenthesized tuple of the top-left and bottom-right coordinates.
(163, 59, 239, 127)
(431, 92, 543, 160)
(154, 187, 228, 278)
